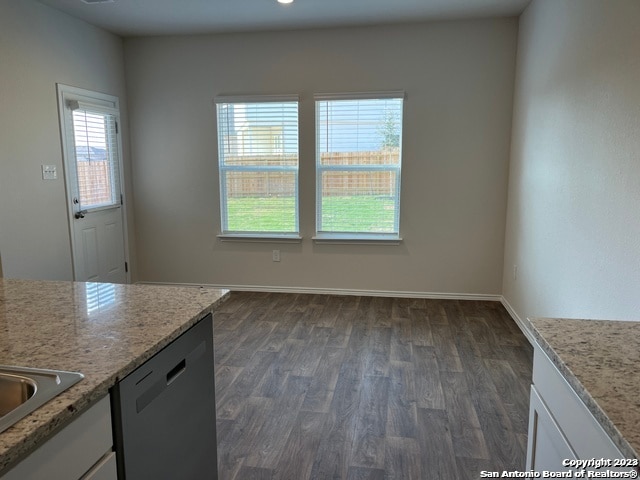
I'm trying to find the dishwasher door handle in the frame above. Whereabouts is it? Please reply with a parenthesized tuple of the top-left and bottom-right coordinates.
(166, 359, 186, 385)
(135, 359, 186, 413)
(134, 340, 207, 413)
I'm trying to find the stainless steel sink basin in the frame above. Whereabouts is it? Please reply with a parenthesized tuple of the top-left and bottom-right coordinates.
(0, 366, 83, 433)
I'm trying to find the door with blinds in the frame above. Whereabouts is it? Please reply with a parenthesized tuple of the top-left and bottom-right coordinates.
(57, 85, 129, 283)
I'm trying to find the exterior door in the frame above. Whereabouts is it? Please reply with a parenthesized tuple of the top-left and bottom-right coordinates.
(57, 85, 129, 283)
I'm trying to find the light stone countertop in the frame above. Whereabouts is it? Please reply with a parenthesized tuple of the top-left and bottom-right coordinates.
(0, 279, 229, 474)
(529, 317, 640, 460)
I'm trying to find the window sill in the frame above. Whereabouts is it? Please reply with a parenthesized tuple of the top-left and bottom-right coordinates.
(312, 233, 402, 245)
(217, 234, 302, 243)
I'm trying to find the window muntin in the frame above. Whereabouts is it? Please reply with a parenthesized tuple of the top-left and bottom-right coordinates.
(315, 95, 403, 237)
(216, 98, 299, 236)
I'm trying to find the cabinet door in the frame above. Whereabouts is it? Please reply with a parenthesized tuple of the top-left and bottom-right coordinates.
(526, 386, 576, 472)
(1, 396, 113, 480)
(81, 452, 117, 480)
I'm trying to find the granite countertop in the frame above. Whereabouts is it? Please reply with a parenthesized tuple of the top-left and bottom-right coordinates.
(529, 317, 639, 460)
(0, 278, 229, 474)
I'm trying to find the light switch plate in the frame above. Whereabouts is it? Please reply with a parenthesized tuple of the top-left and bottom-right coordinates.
(42, 165, 57, 180)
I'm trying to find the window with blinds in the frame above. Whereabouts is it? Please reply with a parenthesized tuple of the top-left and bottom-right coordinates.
(315, 93, 404, 238)
(71, 108, 120, 210)
(215, 96, 299, 236)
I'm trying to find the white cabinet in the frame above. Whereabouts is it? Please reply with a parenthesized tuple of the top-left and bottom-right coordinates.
(81, 452, 117, 480)
(527, 346, 625, 472)
(1, 396, 116, 480)
(527, 385, 577, 471)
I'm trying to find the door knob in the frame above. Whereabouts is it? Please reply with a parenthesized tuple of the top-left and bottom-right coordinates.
(75, 210, 87, 219)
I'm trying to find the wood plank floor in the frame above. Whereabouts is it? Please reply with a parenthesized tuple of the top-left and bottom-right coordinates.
(213, 292, 533, 480)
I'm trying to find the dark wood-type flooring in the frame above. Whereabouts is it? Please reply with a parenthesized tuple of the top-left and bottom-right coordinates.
(213, 292, 533, 480)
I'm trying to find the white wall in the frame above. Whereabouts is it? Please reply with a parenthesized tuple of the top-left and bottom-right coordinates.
(124, 19, 518, 296)
(0, 0, 135, 281)
(503, 0, 640, 321)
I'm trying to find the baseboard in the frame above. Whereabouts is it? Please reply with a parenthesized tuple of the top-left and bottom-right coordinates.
(500, 295, 535, 345)
(136, 281, 502, 302)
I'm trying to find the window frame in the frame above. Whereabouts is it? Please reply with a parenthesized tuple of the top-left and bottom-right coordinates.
(313, 91, 405, 244)
(68, 105, 121, 211)
(214, 94, 301, 242)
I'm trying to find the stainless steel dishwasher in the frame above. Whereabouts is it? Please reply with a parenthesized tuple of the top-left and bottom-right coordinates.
(111, 313, 218, 479)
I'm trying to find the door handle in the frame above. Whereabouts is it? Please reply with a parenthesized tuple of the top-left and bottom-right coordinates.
(166, 359, 186, 385)
(75, 210, 87, 219)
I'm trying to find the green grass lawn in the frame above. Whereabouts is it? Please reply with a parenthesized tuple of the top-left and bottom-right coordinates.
(226, 197, 296, 232)
(226, 196, 396, 233)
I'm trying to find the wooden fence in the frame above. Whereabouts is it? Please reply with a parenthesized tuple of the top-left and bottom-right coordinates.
(225, 150, 399, 197)
(77, 160, 113, 206)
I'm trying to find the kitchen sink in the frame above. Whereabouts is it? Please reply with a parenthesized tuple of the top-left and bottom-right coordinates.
(0, 366, 83, 434)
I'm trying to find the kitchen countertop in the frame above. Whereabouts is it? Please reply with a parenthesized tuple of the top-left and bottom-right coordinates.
(529, 317, 639, 460)
(0, 279, 229, 474)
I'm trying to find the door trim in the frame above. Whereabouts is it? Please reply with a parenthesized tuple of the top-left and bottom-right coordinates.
(56, 83, 131, 283)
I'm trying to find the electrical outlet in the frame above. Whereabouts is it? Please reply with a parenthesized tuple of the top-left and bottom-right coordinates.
(513, 264, 518, 281)
(272, 250, 281, 262)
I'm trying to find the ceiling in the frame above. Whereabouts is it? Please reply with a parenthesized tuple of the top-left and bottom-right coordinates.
(36, 0, 531, 37)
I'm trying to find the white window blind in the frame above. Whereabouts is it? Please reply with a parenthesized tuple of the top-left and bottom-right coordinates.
(71, 108, 121, 210)
(315, 93, 404, 237)
(216, 96, 299, 236)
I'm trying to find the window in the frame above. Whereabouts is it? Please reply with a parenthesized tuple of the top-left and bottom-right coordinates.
(70, 107, 121, 210)
(215, 96, 299, 238)
(315, 92, 404, 241)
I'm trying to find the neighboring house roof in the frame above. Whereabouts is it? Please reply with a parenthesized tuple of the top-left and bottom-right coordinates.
(75, 146, 107, 162)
